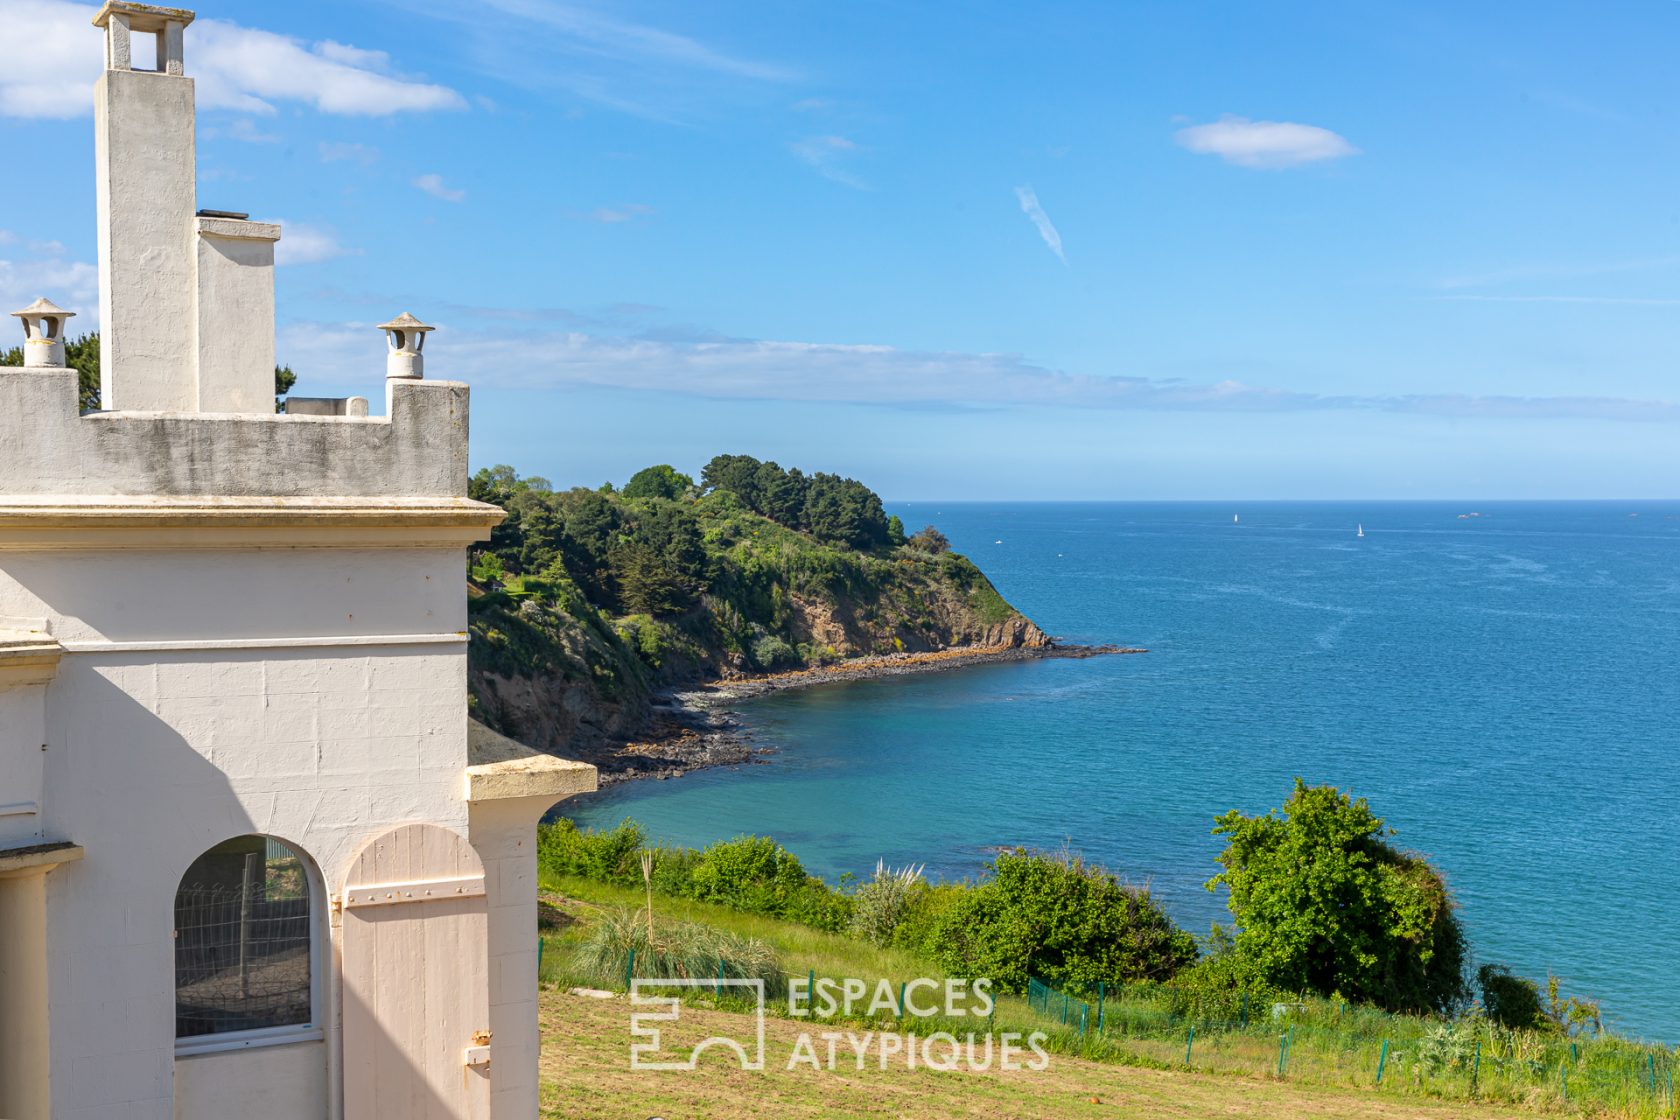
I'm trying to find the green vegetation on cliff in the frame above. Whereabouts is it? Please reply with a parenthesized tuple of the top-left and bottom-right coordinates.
(466, 456, 1045, 755)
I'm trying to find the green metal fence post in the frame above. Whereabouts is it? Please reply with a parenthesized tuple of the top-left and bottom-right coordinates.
(537, 935, 544, 977)
(1277, 1032, 1287, 1079)
(1185, 1026, 1195, 1067)
(897, 981, 906, 1020)
(808, 968, 816, 1016)
(1376, 1038, 1389, 1085)
(1062, 990, 1069, 1025)
(1650, 1053, 1658, 1094)
(1097, 982, 1105, 1036)
(1472, 1040, 1480, 1092)
(625, 947, 635, 991)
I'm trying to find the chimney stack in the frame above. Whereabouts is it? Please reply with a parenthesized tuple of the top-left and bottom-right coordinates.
(91, 4, 281, 414)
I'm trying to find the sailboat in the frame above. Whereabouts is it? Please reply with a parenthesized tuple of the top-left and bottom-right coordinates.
(1233, 514, 1239, 525)
(1357, 523, 1365, 538)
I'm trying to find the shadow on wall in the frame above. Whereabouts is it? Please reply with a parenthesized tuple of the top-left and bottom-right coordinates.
(40, 662, 259, 1112)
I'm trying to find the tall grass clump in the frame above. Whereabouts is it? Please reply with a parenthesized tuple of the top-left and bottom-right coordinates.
(572, 906, 784, 997)
(849, 859, 925, 945)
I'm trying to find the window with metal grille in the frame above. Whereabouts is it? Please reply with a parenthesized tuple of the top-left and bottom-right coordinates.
(174, 835, 314, 1040)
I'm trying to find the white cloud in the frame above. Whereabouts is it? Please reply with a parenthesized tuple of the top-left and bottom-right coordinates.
(276, 319, 1680, 423)
(1174, 115, 1358, 169)
(1014, 186, 1065, 263)
(274, 222, 359, 266)
(414, 173, 466, 203)
(318, 141, 380, 165)
(792, 135, 867, 189)
(0, 254, 99, 326)
(0, 0, 466, 119)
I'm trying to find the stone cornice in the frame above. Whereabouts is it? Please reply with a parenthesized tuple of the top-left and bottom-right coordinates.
(0, 496, 504, 550)
(466, 719, 598, 804)
(0, 631, 63, 690)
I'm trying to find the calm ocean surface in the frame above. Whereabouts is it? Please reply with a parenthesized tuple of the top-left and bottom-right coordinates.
(566, 502, 1680, 1040)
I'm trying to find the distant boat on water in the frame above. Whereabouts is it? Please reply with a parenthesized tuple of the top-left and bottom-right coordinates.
(1357, 524, 1365, 538)
(1233, 514, 1239, 524)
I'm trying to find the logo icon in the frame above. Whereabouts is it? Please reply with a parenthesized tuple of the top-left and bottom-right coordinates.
(629, 978, 767, 1071)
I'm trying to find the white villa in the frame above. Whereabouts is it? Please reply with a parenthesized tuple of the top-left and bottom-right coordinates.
(0, 5, 596, 1117)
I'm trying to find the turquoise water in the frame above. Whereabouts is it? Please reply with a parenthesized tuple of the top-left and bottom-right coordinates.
(567, 502, 1680, 1040)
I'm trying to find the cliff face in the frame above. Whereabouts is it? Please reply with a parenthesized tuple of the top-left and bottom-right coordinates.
(467, 537, 1048, 759)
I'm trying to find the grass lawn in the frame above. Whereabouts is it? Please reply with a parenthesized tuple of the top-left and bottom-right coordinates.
(537, 988, 1549, 1120)
(536, 878, 1590, 1120)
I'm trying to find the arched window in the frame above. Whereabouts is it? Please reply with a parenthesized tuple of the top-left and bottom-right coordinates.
(174, 835, 320, 1052)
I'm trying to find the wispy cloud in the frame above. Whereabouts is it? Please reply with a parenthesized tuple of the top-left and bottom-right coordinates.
(277, 320, 1680, 423)
(1014, 186, 1065, 263)
(394, 0, 792, 121)
(792, 135, 868, 189)
(1174, 115, 1358, 169)
(1439, 256, 1680, 291)
(1428, 295, 1680, 306)
(318, 140, 380, 165)
(0, 0, 466, 119)
(274, 222, 359, 266)
(584, 204, 656, 224)
(203, 117, 280, 143)
(414, 173, 466, 203)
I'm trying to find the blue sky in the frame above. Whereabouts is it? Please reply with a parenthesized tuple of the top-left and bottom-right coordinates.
(3, 1, 1679, 498)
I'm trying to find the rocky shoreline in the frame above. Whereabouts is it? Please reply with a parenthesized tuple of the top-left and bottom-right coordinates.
(578, 642, 1145, 786)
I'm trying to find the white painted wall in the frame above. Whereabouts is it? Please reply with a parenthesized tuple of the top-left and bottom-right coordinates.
(14, 542, 472, 1118)
(0, 548, 467, 646)
(0, 685, 45, 846)
(470, 795, 554, 1119)
(174, 1040, 326, 1119)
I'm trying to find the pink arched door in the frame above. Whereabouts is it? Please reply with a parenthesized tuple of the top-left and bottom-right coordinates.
(341, 824, 491, 1120)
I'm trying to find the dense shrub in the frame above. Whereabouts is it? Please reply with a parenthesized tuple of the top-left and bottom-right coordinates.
(926, 848, 1197, 993)
(686, 836, 852, 931)
(1209, 779, 1469, 1015)
(537, 821, 852, 933)
(538, 819, 647, 884)
(1478, 964, 1549, 1031)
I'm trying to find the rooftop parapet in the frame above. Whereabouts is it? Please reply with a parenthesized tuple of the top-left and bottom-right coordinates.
(0, 366, 477, 503)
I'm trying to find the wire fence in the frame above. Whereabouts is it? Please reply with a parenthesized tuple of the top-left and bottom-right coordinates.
(174, 846, 311, 1038)
(1025, 975, 1680, 1116)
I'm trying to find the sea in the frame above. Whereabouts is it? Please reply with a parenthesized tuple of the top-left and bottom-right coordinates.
(565, 502, 1680, 1041)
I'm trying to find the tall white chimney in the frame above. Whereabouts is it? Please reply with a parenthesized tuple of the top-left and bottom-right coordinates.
(92, 3, 281, 414)
(93, 3, 198, 412)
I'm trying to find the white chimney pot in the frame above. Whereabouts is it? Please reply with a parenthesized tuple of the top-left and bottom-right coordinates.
(378, 312, 435, 379)
(10, 298, 76, 368)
